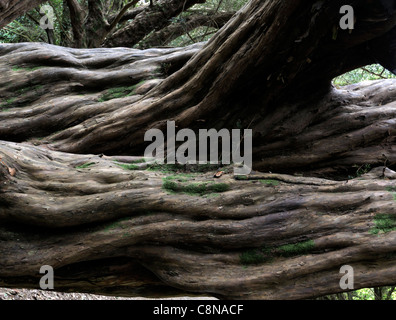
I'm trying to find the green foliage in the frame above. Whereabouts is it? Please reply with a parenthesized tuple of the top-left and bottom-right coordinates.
(347, 163, 371, 180)
(0, 0, 64, 45)
(321, 287, 396, 300)
(0, 0, 249, 48)
(333, 64, 396, 87)
(167, 0, 249, 47)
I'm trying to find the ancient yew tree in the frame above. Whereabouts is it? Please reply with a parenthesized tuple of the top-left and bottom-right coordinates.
(0, 0, 396, 299)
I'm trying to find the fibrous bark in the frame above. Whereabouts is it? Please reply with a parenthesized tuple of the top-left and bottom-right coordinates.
(0, 0, 396, 300)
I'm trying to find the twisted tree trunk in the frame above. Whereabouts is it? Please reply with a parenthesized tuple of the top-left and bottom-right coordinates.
(0, 0, 396, 299)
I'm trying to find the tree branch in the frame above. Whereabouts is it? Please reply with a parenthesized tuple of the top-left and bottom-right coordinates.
(106, 0, 140, 34)
(140, 11, 235, 48)
(103, 0, 207, 48)
(65, 0, 86, 47)
(0, 0, 46, 28)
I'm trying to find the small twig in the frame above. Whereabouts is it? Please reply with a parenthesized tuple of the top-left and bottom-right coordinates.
(107, 0, 139, 33)
(361, 67, 387, 79)
(200, 0, 224, 41)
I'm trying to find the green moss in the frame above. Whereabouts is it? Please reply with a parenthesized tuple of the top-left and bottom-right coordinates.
(103, 221, 120, 232)
(240, 249, 272, 265)
(116, 163, 139, 170)
(163, 173, 198, 182)
(130, 158, 146, 164)
(102, 217, 132, 233)
(276, 240, 315, 257)
(208, 183, 230, 193)
(12, 66, 42, 72)
(162, 179, 230, 196)
(370, 214, 396, 235)
(386, 187, 396, 201)
(183, 182, 208, 195)
(1, 97, 15, 109)
(113, 158, 146, 170)
(99, 86, 135, 101)
(162, 180, 179, 193)
(147, 163, 184, 173)
(260, 179, 280, 186)
(76, 162, 96, 169)
(16, 85, 43, 95)
(147, 162, 219, 174)
(234, 175, 249, 180)
(240, 246, 273, 265)
(240, 240, 315, 266)
(99, 82, 146, 102)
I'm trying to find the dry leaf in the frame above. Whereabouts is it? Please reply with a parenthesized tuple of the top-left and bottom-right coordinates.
(214, 171, 223, 178)
(8, 167, 16, 176)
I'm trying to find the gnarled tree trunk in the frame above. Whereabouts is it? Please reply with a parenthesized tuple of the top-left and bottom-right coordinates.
(0, 0, 396, 299)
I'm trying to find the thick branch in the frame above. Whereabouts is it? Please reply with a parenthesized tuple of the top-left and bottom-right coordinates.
(65, 0, 86, 48)
(103, 0, 206, 48)
(140, 11, 235, 48)
(106, 0, 140, 36)
(108, 6, 146, 25)
(0, 0, 46, 29)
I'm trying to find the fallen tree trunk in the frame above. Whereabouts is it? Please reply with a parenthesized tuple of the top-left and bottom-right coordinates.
(0, 140, 395, 299)
(0, 0, 396, 300)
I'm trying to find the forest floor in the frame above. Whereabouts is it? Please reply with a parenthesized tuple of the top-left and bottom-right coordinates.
(0, 287, 215, 300)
